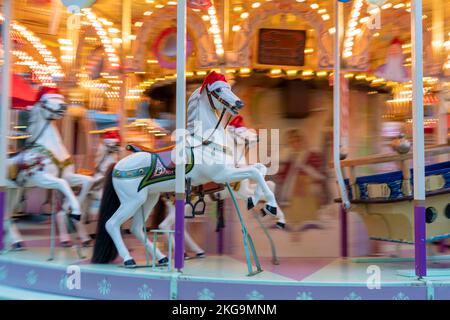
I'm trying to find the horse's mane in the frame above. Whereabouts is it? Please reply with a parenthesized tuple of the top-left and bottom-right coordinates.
(26, 103, 42, 136)
(186, 87, 201, 135)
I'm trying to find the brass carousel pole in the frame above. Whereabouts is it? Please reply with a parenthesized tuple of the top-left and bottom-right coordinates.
(118, 0, 132, 154)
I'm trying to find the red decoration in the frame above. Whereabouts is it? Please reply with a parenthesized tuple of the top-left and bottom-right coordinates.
(200, 71, 227, 93)
(187, 0, 212, 9)
(103, 130, 121, 142)
(36, 86, 62, 101)
(229, 115, 246, 128)
(1, 74, 37, 110)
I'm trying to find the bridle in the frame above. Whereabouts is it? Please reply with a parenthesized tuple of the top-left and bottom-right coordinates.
(189, 86, 234, 149)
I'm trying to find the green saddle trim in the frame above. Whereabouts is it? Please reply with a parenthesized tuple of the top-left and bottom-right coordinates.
(112, 148, 195, 192)
(137, 147, 195, 192)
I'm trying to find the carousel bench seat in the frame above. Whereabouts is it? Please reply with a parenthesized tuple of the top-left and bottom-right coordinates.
(344, 160, 450, 201)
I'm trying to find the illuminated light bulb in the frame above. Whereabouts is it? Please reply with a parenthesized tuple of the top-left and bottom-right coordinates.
(302, 70, 314, 76)
(321, 14, 330, 21)
(240, 68, 251, 74)
(286, 70, 297, 76)
(251, 2, 261, 8)
(270, 69, 282, 75)
(381, 3, 392, 9)
(316, 71, 327, 77)
(304, 48, 314, 54)
(134, 21, 143, 27)
(328, 27, 336, 34)
(232, 25, 241, 32)
(155, 4, 165, 8)
(318, 9, 327, 14)
(310, 3, 319, 10)
(240, 12, 249, 19)
(233, 6, 243, 11)
(343, 51, 353, 58)
(202, 15, 210, 21)
(359, 17, 369, 23)
(373, 32, 380, 37)
(393, 3, 405, 9)
(144, 11, 153, 16)
(197, 71, 207, 76)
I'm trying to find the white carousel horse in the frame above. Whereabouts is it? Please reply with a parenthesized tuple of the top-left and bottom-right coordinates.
(92, 71, 279, 267)
(156, 116, 286, 259)
(90, 130, 121, 201)
(4, 87, 93, 250)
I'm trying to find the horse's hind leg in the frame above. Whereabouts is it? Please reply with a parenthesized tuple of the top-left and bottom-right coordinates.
(105, 199, 145, 263)
(130, 193, 167, 263)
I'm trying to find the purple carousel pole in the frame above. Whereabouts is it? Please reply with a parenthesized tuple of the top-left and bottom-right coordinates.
(334, 0, 351, 258)
(411, 0, 427, 278)
(174, 0, 187, 271)
(0, 0, 12, 251)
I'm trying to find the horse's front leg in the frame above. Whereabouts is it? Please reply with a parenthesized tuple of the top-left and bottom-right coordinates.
(4, 186, 25, 249)
(61, 172, 95, 244)
(28, 172, 81, 217)
(212, 166, 278, 216)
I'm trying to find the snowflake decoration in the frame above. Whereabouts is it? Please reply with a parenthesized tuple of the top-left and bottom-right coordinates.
(0, 266, 8, 281)
(392, 292, 410, 300)
(296, 292, 314, 300)
(246, 290, 264, 300)
(97, 278, 112, 296)
(198, 288, 215, 300)
(25, 270, 38, 286)
(138, 284, 153, 300)
(344, 292, 362, 300)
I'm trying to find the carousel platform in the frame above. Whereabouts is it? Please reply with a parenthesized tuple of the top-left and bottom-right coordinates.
(1, 221, 450, 300)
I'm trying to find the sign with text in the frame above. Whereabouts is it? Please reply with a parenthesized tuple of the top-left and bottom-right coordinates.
(258, 29, 306, 67)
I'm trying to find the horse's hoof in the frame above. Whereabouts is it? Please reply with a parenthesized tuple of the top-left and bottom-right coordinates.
(11, 242, 25, 251)
(60, 241, 72, 248)
(124, 259, 137, 268)
(157, 257, 169, 266)
(68, 213, 81, 222)
(195, 252, 206, 259)
(260, 209, 267, 217)
(276, 222, 285, 230)
(184, 253, 191, 261)
(247, 197, 255, 210)
(263, 204, 277, 217)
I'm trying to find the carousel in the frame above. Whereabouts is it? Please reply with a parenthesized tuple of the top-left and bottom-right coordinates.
(0, 0, 449, 300)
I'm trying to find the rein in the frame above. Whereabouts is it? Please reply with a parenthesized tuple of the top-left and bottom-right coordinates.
(189, 88, 233, 150)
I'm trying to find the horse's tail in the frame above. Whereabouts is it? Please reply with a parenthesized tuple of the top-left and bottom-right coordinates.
(92, 163, 120, 264)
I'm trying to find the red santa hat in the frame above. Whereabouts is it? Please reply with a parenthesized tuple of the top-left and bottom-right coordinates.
(103, 129, 121, 143)
(200, 71, 230, 93)
(36, 86, 64, 102)
(228, 115, 247, 133)
(390, 37, 403, 46)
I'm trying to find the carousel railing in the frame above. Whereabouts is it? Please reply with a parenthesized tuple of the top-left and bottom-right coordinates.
(336, 144, 450, 203)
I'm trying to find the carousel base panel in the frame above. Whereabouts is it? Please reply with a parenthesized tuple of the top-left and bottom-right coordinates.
(2, 245, 450, 300)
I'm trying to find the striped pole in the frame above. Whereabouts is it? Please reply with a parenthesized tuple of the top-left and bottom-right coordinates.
(174, 0, 187, 271)
(0, 0, 12, 251)
(411, 0, 427, 278)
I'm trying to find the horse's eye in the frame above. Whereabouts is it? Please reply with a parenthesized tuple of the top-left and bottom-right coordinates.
(215, 88, 222, 93)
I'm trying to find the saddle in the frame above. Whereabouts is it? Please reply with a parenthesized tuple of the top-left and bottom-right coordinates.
(126, 143, 176, 169)
(127, 143, 228, 218)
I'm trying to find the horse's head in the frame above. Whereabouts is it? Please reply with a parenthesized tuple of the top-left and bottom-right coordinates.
(35, 87, 68, 120)
(200, 71, 244, 116)
(103, 130, 121, 153)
